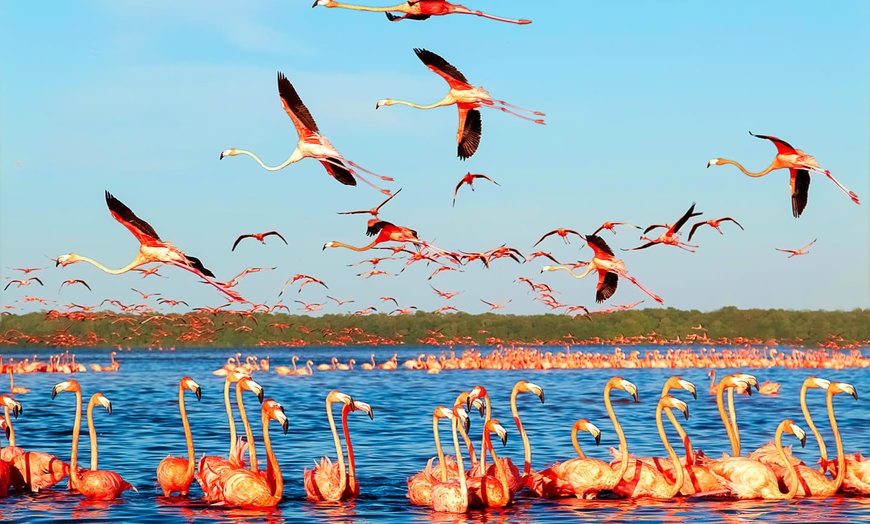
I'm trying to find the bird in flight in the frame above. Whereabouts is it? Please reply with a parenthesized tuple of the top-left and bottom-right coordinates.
(231, 231, 288, 251)
(221, 72, 393, 194)
(592, 221, 642, 236)
(687, 217, 744, 242)
(54, 191, 244, 302)
(707, 131, 860, 217)
(776, 239, 818, 258)
(338, 188, 402, 217)
(10, 267, 46, 274)
(59, 279, 92, 291)
(376, 48, 545, 160)
(3, 277, 43, 290)
(625, 203, 702, 252)
(480, 298, 511, 311)
(533, 228, 584, 247)
(453, 173, 499, 206)
(312, 0, 532, 24)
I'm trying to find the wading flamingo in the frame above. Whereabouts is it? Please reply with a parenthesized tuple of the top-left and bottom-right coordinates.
(625, 203, 702, 252)
(231, 231, 287, 251)
(453, 173, 500, 206)
(304, 390, 355, 501)
(820, 384, 870, 494)
(8, 370, 29, 395)
(0, 396, 69, 492)
(529, 377, 638, 499)
(313, 0, 531, 24)
(408, 405, 456, 506)
(221, 72, 392, 193)
(211, 399, 289, 508)
(376, 48, 545, 160)
(776, 238, 817, 258)
(430, 405, 471, 513)
(52, 382, 137, 500)
(687, 217, 744, 242)
(467, 420, 512, 508)
(342, 399, 374, 499)
(157, 377, 201, 497)
(505, 380, 544, 493)
(541, 234, 663, 304)
(707, 131, 860, 217)
(527, 419, 600, 498)
(55, 191, 243, 302)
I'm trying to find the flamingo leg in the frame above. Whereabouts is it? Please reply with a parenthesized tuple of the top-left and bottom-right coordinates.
(489, 105, 546, 124)
(619, 272, 663, 304)
(168, 261, 245, 302)
(804, 165, 860, 204)
(487, 98, 546, 116)
(450, 6, 531, 24)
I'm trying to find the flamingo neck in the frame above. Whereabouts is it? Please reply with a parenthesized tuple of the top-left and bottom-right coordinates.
(261, 409, 282, 501)
(716, 158, 779, 178)
(224, 378, 237, 459)
(433, 413, 447, 482)
(450, 416, 468, 510)
(325, 1, 401, 12)
(342, 404, 356, 494)
(658, 404, 684, 498)
(485, 430, 510, 502)
(479, 394, 491, 465)
(230, 149, 300, 172)
(87, 395, 99, 471)
(456, 412, 477, 467)
(383, 98, 450, 110)
(801, 382, 827, 466)
(708, 371, 715, 393)
(661, 384, 694, 465)
(69, 389, 82, 489)
(4, 405, 14, 447)
(570, 425, 585, 458)
(828, 390, 846, 490)
(236, 382, 258, 473)
(511, 387, 533, 476)
(72, 254, 145, 275)
(605, 383, 630, 479)
(291, 356, 298, 371)
(179, 384, 195, 481)
(328, 240, 380, 252)
(776, 423, 800, 499)
(326, 398, 347, 495)
(727, 387, 740, 455)
(716, 381, 738, 456)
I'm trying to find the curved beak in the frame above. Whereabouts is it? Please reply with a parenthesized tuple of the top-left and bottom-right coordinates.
(494, 423, 508, 446)
(471, 398, 485, 417)
(683, 405, 690, 420)
(527, 382, 545, 404)
(355, 401, 374, 420)
(594, 432, 601, 446)
(55, 259, 61, 267)
(51, 382, 69, 400)
(194, 385, 202, 402)
(312, 0, 318, 6)
(679, 379, 697, 400)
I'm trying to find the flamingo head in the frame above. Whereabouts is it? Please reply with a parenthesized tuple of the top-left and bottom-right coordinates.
(517, 380, 545, 404)
(0, 395, 22, 418)
(263, 399, 289, 434)
(829, 382, 858, 400)
(55, 254, 81, 267)
(93, 392, 112, 415)
(52, 379, 81, 399)
(467, 385, 488, 411)
(573, 419, 601, 446)
(327, 390, 354, 408)
(706, 158, 722, 168)
(0, 417, 8, 440)
(455, 392, 484, 418)
(609, 377, 639, 402)
(322, 241, 338, 250)
(782, 420, 807, 448)
(805, 377, 831, 391)
(375, 99, 393, 110)
(219, 149, 239, 160)
(660, 395, 689, 420)
(352, 400, 374, 420)
(181, 377, 202, 401)
(667, 376, 697, 399)
(540, 265, 555, 273)
(238, 376, 264, 404)
(732, 373, 759, 391)
(452, 405, 469, 430)
(312, 0, 332, 7)
(485, 420, 508, 446)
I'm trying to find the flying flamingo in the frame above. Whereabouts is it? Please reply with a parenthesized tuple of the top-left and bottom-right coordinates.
(313, 0, 532, 24)
(430, 405, 471, 513)
(687, 217, 744, 242)
(453, 173, 500, 206)
(211, 399, 289, 508)
(58, 279, 92, 292)
(303, 390, 355, 501)
(3, 278, 43, 290)
(338, 187, 402, 217)
(533, 228, 583, 247)
(341, 399, 374, 499)
(51, 382, 137, 500)
(131, 288, 161, 300)
(625, 203, 703, 252)
(231, 231, 288, 251)
(156, 377, 201, 497)
(480, 299, 510, 311)
(376, 48, 545, 160)
(541, 234, 664, 304)
(220, 72, 392, 193)
(54, 191, 244, 303)
(9, 267, 46, 274)
(707, 132, 860, 217)
(592, 221, 642, 236)
(323, 219, 447, 255)
(776, 238, 817, 258)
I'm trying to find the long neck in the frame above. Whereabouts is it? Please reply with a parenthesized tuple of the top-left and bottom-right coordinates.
(605, 383, 630, 478)
(658, 405, 684, 498)
(456, 414, 477, 467)
(231, 149, 299, 172)
(716, 381, 738, 456)
(727, 387, 740, 455)
(87, 396, 98, 471)
(327, 398, 347, 495)
(8, 369, 13, 390)
(237, 382, 258, 473)
(329, 240, 380, 252)
(801, 382, 827, 467)
(709, 371, 715, 392)
(716, 158, 779, 178)
(511, 387, 533, 476)
(828, 390, 846, 490)
(433, 414, 447, 482)
(479, 394, 491, 465)
(292, 356, 298, 371)
(385, 98, 450, 110)
(74, 254, 145, 274)
(4, 406, 13, 447)
(261, 411, 282, 501)
(451, 417, 467, 510)
(342, 404, 356, 494)
(326, 1, 404, 12)
(661, 384, 694, 465)
(571, 425, 585, 458)
(485, 431, 510, 502)
(179, 385, 195, 481)
(224, 378, 237, 459)
(69, 389, 82, 489)
(776, 424, 800, 499)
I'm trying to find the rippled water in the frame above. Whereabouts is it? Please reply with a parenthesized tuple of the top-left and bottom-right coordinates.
(2, 345, 869, 523)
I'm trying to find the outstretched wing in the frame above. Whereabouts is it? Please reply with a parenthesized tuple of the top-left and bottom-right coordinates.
(643, 223, 667, 235)
(687, 221, 705, 242)
(585, 234, 615, 257)
(673, 202, 701, 233)
(622, 241, 658, 251)
(367, 220, 391, 237)
(719, 217, 744, 230)
(277, 72, 319, 135)
(232, 235, 251, 252)
(319, 158, 357, 186)
(185, 255, 215, 278)
(474, 173, 500, 186)
(265, 231, 289, 245)
(749, 131, 798, 155)
(790, 169, 810, 218)
(458, 108, 482, 160)
(105, 191, 162, 244)
(413, 48, 471, 88)
(596, 271, 618, 303)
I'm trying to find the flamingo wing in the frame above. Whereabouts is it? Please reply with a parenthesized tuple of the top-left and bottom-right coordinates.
(622, 240, 658, 251)
(386, 11, 431, 21)
(413, 48, 471, 89)
(232, 235, 252, 252)
(375, 187, 402, 211)
(801, 238, 818, 250)
(32, 277, 44, 286)
(473, 174, 500, 186)
(366, 220, 391, 237)
(687, 221, 706, 242)
(643, 223, 667, 235)
(277, 71, 319, 134)
(265, 231, 288, 245)
(584, 234, 615, 257)
(789, 168, 811, 218)
(458, 108, 482, 160)
(749, 131, 798, 155)
(596, 271, 618, 303)
(719, 217, 744, 230)
(105, 191, 162, 244)
(672, 202, 702, 233)
(183, 255, 215, 278)
(319, 158, 357, 186)
(77, 280, 91, 291)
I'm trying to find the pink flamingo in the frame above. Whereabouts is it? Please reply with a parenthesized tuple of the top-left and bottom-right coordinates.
(342, 399, 374, 499)
(0, 395, 68, 492)
(156, 377, 201, 497)
(430, 405, 471, 513)
(313, 0, 532, 24)
(304, 390, 355, 501)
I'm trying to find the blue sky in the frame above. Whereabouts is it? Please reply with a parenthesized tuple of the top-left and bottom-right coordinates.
(1, 0, 868, 317)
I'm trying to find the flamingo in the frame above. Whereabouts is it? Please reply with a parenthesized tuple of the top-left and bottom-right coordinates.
(408, 405, 457, 506)
(0, 418, 11, 497)
(430, 405, 471, 513)
(235, 377, 267, 477)
(453, 172, 500, 206)
(707, 131, 860, 217)
(54, 191, 243, 302)
(58, 279, 92, 291)
(2, 277, 43, 290)
(341, 399, 374, 499)
(528, 377, 638, 499)
(687, 217, 744, 242)
(303, 390, 355, 501)
(541, 234, 663, 304)
(376, 48, 545, 160)
(338, 187, 402, 217)
(231, 231, 288, 251)
(52, 382, 137, 500)
(758, 380, 782, 395)
(466, 420, 512, 508)
(220, 72, 392, 193)
(776, 238, 817, 258)
(820, 385, 870, 494)
(625, 203, 702, 253)
(506, 380, 544, 493)
(323, 219, 446, 255)
(313, 0, 532, 24)
(8, 369, 29, 395)
(211, 399, 289, 508)
(533, 228, 583, 247)
(157, 377, 201, 497)
(592, 221, 642, 236)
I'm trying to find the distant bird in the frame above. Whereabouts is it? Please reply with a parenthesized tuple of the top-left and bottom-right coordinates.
(326, 296, 355, 307)
(338, 188, 402, 217)
(707, 131, 860, 217)
(232, 231, 288, 251)
(533, 228, 583, 247)
(776, 239, 817, 258)
(376, 48, 545, 160)
(592, 221, 642, 236)
(688, 217, 744, 242)
(131, 288, 161, 299)
(481, 298, 511, 311)
(59, 279, 92, 291)
(525, 251, 562, 265)
(221, 72, 393, 193)
(430, 284, 461, 300)
(313, 0, 532, 24)
(378, 296, 399, 307)
(54, 191, 243, 302)
(10, 267, 46, 274)
(158, 298, 189, 308)
(625, 203, 702, 252)
(4, 278, 43, 290)
(453, 173, 500, 206)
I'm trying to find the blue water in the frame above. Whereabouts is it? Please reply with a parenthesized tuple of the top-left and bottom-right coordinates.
(1, 345, 869, 523)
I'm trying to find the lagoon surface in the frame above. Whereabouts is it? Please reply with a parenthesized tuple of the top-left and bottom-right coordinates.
(2, 345, 870, 523)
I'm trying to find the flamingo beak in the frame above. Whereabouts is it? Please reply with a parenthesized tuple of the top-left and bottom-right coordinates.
(679, 379, 697, 399)
(194, 385, 202, 402)
(527, 382, 545, 404)
(852, 390, 859, 401)
(471, 398, 485, 417)
(494, 423, 508, 446)
(594, 432, 601, 446)
(51, 382, 69, 400)
(311, 0, 318, 6)
(355, 401, 374, 420)
(2, 424, 9, 440)
(683, 405, 690, 420)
